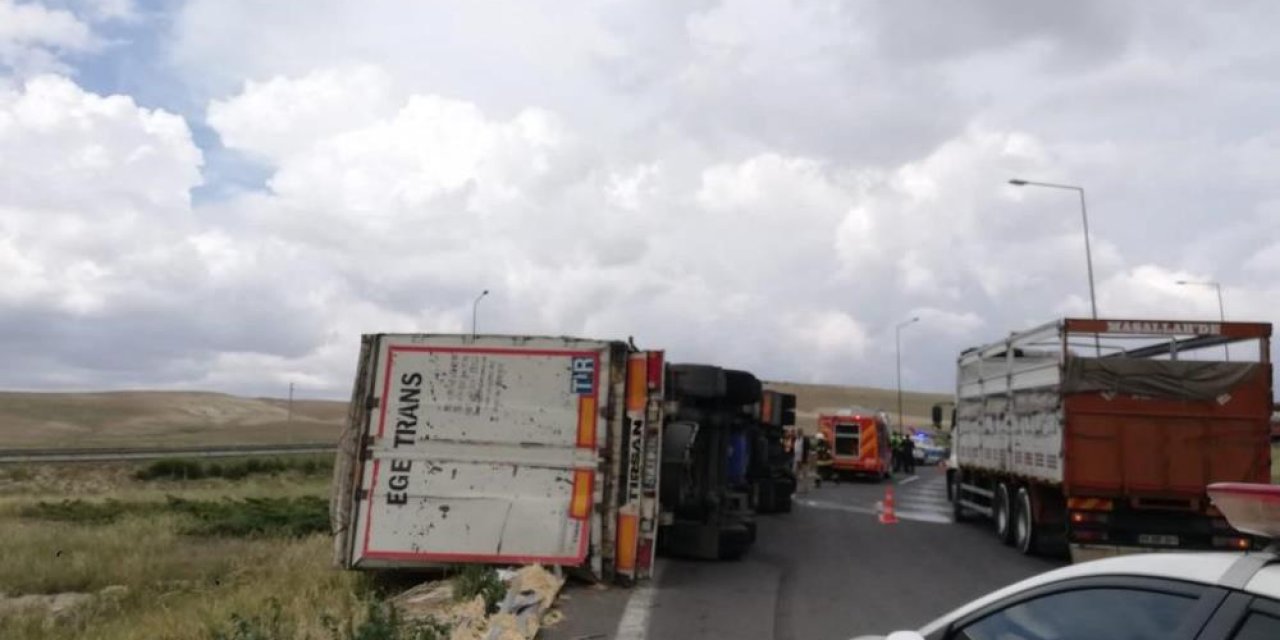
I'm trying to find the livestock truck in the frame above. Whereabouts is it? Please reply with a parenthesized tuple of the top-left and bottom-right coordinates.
(330, 334, 786, 584)
(941, 318, 1274, 562)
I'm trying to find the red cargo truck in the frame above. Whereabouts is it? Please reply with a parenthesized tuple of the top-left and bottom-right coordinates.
(943, 318, 1274, 561)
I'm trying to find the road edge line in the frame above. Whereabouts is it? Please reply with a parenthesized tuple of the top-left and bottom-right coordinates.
(614, 561, 662, 640)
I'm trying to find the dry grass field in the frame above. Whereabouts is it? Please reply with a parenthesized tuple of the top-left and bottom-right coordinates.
(0, 392, 347, 449)
(0, 457, 377, 640)
(766, 381, 952, 435)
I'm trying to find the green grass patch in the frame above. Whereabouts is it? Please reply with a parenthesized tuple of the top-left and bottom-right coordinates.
(2, 465, 36, 482)
(18, 499, 164, 524)
(452, 565, 506, 614)
(19, 496, 328, 538)
(134, 456, 331, 482)
(169, 496, 329, 538)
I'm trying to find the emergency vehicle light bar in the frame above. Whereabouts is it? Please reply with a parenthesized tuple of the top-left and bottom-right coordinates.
(1207, 483, 1280, 540)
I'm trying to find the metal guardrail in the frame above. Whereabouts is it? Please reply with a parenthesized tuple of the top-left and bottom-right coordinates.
(0, 442, 336, 464)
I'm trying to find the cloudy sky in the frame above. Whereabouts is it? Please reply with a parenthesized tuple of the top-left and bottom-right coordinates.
(2, 0, 1279, 399)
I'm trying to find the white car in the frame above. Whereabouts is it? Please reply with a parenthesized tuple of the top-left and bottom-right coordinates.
(855, 483, 1280, 640)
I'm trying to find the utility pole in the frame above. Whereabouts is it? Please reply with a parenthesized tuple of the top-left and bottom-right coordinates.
(287, 382, 294, 423)
(896, 316, 920, 435)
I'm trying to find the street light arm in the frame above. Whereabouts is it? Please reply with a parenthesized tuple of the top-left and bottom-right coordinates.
(1008, 179, 1084, 193)
(1009, 177, 1099, 353)
(471, 289, 490, 338)
(1175, 280, 1226, 323)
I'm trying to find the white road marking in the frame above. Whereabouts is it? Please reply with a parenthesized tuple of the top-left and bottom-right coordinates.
(897, 475, 920, 486)
(796, 497, 951, 524)
(615, 561, 663, 640)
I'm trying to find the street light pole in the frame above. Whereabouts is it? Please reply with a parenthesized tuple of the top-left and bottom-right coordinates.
(1009, 179, 1100, 355)
(896, 316, 920, 436)
(1176, 280, 1229, 361)
(471, 289, 489, 339)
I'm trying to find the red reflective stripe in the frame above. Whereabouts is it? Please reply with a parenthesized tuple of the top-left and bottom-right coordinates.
(646, 351, 664, 391)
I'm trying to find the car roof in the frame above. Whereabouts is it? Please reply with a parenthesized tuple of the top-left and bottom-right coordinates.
(1246, 562, 1280, 598)
(922, 552, 1280, 634)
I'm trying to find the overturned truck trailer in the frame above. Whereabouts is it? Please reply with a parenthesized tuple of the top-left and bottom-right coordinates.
(331, 335, 666, 583)
(330, 334, 787, 582)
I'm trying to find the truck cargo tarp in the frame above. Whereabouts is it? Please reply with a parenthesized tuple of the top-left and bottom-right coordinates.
(1061, 358, 1258, 401)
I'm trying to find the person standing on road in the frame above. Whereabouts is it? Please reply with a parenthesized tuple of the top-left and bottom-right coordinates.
(793, 429, 808, 492)
(813, 432, 831, 488)
(890, 432, 903, 473)
(902, 435, 916, 474)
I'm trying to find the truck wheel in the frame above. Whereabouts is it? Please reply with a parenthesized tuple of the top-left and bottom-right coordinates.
(723, 369, 762, 405)
(1014, 487, 1036, 555)
(952, 491, 969, 523)
(718, 526, 752, 560)
(994, 483, 1015, 545)
(950, 472, 971, 523)
(668, 364, 725, 399)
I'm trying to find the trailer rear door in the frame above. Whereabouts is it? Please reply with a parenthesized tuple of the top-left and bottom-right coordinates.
(1065, 366, 1273, 498)
(346, 335, 617, 568)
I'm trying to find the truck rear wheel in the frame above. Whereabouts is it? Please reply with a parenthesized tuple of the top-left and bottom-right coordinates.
(994, 483, 1015, 545)
(722, 369, 762, 405)
(1014, 487, 1036, 555)
(718, 525, 753, 560)
(950, 471, 970, 523)
(668, 365, 725, 399)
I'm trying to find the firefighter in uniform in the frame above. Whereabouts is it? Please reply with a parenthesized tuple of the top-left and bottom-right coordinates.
(813, 432, 832, 487)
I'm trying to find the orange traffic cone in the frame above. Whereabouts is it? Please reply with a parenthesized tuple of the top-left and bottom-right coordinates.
(879, 486, 899, 525)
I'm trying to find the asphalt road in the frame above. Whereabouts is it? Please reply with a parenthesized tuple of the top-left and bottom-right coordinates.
(547, 465, 1065, 640)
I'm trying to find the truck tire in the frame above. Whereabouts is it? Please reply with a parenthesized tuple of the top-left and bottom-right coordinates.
(1014, 487, 1036, 555)
(950, 471, 971, 523)
(668, 364, 725, 399)
(994, 483, 1015, 545)
(952, 492, 969, 523)
(718, 525, 752, 560)
(723, 369, 762, 405)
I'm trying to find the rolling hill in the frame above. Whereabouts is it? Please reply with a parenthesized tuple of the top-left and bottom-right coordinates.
(0, 381, 951, 449)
